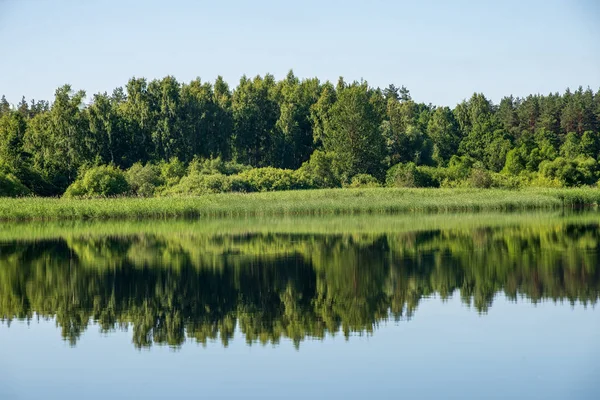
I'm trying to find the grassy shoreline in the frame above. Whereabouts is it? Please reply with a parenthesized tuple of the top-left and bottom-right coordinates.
(0, 187, 600, 221)
(1, 211, 599, 242)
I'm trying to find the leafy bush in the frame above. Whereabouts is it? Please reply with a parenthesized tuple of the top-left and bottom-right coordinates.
(539, 156, 598, 187)
(159, 157, 186, 187)
(167, 173, 236, 195)
(187, 157, 251, 176)
(386, 162, 438, 188)
(126, 163, 164, 197)
(0, 164, 60, 196)
(298, 150, 341, 188)
(237, 167, 313, 192)
(348, 174, 381, 188)
(502, 147, 527, 175)
(527, 173, 563, 188)
(468, 167, 493, 188)
(0, 172, 30, 197)
(64, 165, 130, 198)
(490, 173, 523, 189)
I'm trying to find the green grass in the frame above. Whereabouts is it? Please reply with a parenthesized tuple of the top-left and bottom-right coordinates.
(0, 187, 600, 221)
(1, 211, 599, 242)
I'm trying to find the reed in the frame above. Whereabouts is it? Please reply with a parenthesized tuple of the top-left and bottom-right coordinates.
(0, 187, 599, 221)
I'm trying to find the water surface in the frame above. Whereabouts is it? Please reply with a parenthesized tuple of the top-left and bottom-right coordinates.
(1, 213, 599, 399)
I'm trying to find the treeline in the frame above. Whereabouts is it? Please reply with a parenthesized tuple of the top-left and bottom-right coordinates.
(1, 225, 599, 347)
(1, 72, 600, 196)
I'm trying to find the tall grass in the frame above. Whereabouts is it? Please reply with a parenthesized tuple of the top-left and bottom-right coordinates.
(0, 187, 599, 221)
(1, 211, 599, 242)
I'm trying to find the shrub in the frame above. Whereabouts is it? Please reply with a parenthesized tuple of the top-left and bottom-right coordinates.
(446, 155, 475, 181)
(539, 156, 598, 187)
(298, 150, 341, 188)
(0, 172, 30, 197)
(386, 162, 438, 188)
(63, 165, 130, 198)
(4, 165, 60, 196)
(527, 173, 563, 188)
(490, 173, 523, 189)
(468, 167, 493, 188)
(502, 147, 526, 175)
(126, 162, 164, 197)
(348, 174, 381, 188)
(167, 173, 232, 195)
(188, 157, 251, 176)
(237, 167, 313, 192)
(159, 157, 186, 187)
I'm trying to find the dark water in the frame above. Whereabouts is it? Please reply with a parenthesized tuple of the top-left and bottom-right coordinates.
(1, 214, 599, 399)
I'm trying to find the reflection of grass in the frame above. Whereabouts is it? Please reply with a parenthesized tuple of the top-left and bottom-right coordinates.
(0, 187, 600, 221)
(1, 209, 599, 242)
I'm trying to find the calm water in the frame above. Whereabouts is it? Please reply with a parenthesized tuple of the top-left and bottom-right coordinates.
(1, 213, 599, 399)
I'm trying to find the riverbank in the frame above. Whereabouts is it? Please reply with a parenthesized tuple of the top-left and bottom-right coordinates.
(0, 187, 599, 221)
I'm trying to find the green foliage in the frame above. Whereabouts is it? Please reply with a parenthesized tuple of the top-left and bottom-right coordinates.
(539, 156, 598, 187)
(64, 165, 130, 198)
(159, 157, 186, 187)
(322, 82, 386, 181)
(298, 150, 341, 188)
(386, 162, 438, 188)
(187, 156, 250, 176)
(502, 147, 527, 175)
(468, 167, 493, 188)
(560, 132, 581, 159)
(348, 174, 381, 188)
(167, 173, 239, 195)
(1, 76, 599, 196)
(237, 167, 312, 192)
(428, 106, 460, 165)
(0, 172, 30, 197)
(3, 187, 600, 221)
(125, 162, 164, 197)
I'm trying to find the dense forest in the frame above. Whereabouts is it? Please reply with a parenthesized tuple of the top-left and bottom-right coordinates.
(1, 72, 600, 197)
(1, 225, 598, 347)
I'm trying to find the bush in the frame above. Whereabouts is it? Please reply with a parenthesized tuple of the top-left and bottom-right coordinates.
(126, 163, 164, 197)
(298, 150, 341, 189)
(1, 164, 60, 196)
(0, 173, 30, 197)
(539, 156, 598, 187)
(490, 173, 523, 189)
(188, 157, 251, 176)
(159, 157, 186, 187)
(63, 165, 130, 198)
(237, 167, 313, 192)
(468, 167, 493, 188)
(386, 162, 438, 188)
(348, 174, 381, 188)
(167, 173, 235, 195)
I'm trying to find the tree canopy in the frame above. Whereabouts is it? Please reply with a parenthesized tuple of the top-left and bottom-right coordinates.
(1, 73, 600, 196)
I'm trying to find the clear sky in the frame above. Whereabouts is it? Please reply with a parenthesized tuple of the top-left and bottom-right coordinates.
(0, 0, 598, 106)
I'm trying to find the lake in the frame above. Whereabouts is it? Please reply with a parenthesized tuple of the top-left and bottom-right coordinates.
(1, 212, 599, 399)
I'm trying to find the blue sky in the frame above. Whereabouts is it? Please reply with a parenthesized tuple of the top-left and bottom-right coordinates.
(0, 0, 598, 106)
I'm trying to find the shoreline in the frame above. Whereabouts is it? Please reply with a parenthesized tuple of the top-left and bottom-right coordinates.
(0, 187, 599, 222)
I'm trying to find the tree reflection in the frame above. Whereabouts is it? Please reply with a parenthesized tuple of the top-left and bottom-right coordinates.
(0, 223, 598, 348)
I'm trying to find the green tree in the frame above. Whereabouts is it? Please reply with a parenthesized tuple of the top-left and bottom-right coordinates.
(0, 95, 10, 116)
(232, 74, 279, 166)
(560, 132, 581, 159)
(322, 82, 385, 180)
(427, 106, 460, 166)
(86, 91, 125, 166)
(119, 77, 154, 164)
(23, 85, 88, 188)
(148, 76, 187, 161)
(0, 111, 27, 173)
(273, 71, 321, 169)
